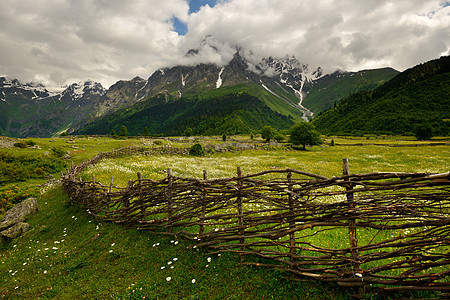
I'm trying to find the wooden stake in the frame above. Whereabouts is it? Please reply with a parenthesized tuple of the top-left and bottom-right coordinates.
(167, 168, 173, 233)
(343, 158, 362, 276)
(199, 170, 207, 236)
(237, 167, 244, 252)
(288, 171, 295, 262)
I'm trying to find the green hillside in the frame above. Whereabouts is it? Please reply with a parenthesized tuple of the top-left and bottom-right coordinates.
(313, 56, 450, 136)
(0, 95, 93, 138)
(75, 85, 302, 136)
(304, 68, 399, 114)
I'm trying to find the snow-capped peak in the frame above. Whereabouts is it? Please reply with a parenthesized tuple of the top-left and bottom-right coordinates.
(62, 80, 106, 100)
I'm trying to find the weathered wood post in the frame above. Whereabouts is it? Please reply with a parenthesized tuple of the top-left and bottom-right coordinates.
(124, 180, 133, 213)
(288, 171, 296, 262)
(199, 170, 207, 236)
(343, 158, 362, 277)
(167, 168, 173, 233)
(137, 172, 145, 218)
(109, 176, 114, 193)
(237, 167, 244, 253)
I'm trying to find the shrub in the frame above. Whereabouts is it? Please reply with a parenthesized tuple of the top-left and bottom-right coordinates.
(14, 141, 28, 148)
(184, 128, 193, 137)
(414, 124, 434, 140)
(51, 147, 66, 158)
(261, 126, 276, 142)
(24, 140, 36, 146)
(189, 143, 205, 156)
(119, 125, 128, 137)
(0, 183, 40, 213)
(274, 132, 285, 142)
(0, 151, 66, 184)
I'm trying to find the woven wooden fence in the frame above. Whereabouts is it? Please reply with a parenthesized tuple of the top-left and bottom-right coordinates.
(62, 147, 450, 296)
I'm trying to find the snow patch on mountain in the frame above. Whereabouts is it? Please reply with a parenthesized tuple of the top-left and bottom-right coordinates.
(60, 81, 106, 100)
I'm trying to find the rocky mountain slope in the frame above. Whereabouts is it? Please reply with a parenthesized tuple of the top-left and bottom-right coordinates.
(0, 78, 106, 137)
(1, 50, 402, 138)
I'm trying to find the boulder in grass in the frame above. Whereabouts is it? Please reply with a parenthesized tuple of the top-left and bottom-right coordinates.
(0, 198, 38, 242)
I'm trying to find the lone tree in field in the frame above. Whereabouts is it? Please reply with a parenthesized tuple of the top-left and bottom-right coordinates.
(288, 122, 322, 150)
(261, 125, 276, 142)
(184, 127, 193, 137)
(119, 125, 128, 137)
(414, 123, 434, 140)
(143, 127, 150, 136)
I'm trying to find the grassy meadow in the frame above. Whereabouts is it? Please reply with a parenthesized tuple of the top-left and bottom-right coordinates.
(1, 135, 449, 299)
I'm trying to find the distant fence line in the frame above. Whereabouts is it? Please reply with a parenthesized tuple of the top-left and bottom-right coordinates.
(62, 146, 450, 297)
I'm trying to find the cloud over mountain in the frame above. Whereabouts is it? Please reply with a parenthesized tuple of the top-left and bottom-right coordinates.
(0, 0, 448, 88)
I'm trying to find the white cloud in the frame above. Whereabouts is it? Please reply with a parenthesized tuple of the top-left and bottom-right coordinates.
(0, 0, 448, 88)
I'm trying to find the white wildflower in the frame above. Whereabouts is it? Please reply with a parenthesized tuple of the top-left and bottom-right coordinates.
(166, 277, 171, 281)
(191, 279, 196, 283)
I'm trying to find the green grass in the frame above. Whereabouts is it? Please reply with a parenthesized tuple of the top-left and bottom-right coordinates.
(80, 137, 449, 187)
(0, 186, 352, 299)
(1, 135, 449, 299)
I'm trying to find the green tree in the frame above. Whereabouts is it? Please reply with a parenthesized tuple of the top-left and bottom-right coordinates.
(119, 125, 127, 137)
(288, 122, 323, 150)
(261, 125, 276, 142)
(143, 127, 149, 136)
(414, 123, 434, 140)
(222, 133, 227, 142)
(184, 127, 193, 137)
(250, 132, 254, 140)
(274, 132, 285, 142)
(189, 143, 205, 156)
(110, 129, 116, 136)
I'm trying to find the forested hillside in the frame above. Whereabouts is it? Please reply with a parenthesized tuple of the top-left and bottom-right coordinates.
(313, 56, 450, 136)
(303, 68, 399, 114)
(75, 90, 295, 136)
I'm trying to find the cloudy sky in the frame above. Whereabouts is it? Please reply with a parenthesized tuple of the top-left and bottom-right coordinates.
(0, 0, 449, 89)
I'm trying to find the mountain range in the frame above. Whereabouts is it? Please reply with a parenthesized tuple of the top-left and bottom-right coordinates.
(0, 50, 405, 138)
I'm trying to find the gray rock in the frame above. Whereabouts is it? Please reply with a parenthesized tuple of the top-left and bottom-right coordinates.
(1, 222, 30, 239)
(0, 198, 38, 240)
